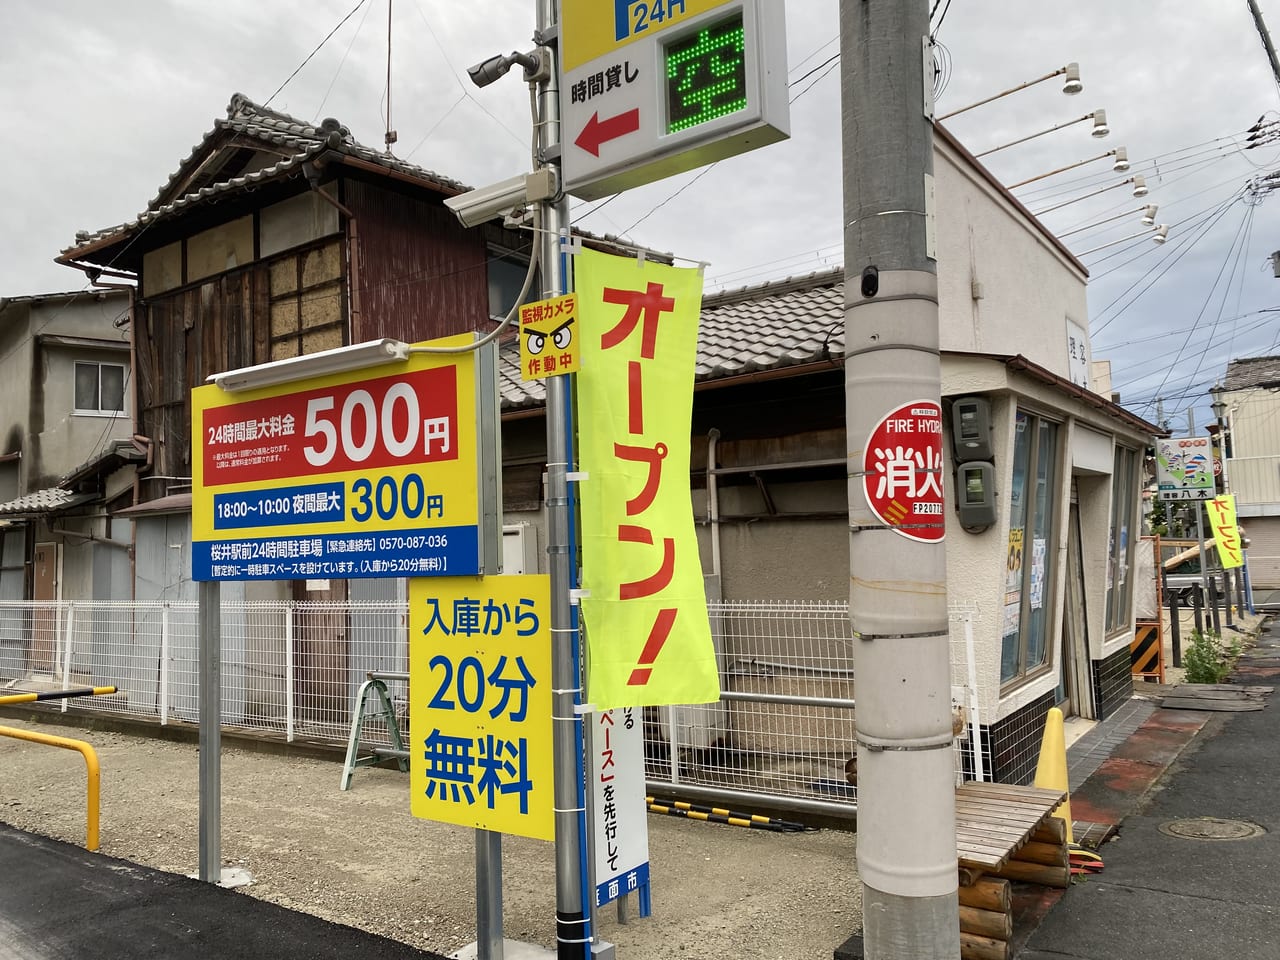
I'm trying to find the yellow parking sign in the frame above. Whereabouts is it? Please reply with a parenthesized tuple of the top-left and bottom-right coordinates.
(409, 575, 554, 841)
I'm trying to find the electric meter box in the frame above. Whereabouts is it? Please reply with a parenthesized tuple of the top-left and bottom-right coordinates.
(957, 461, 996, 530)
(951, 397, 993, 462)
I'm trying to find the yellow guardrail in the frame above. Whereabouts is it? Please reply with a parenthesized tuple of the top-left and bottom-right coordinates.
(0, 725, 101, 851)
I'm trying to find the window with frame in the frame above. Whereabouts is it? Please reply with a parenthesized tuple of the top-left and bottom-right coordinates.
(1105, 445, 1139, 634)
(74, 361, 126, 415)
(1000, 410, 1062, 685)
(488, 249, 538, 319)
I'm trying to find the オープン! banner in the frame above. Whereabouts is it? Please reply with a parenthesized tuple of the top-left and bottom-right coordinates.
(576, 248, 719, 710)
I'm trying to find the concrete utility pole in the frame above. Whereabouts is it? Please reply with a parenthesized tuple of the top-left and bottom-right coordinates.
(1247, 0, 1280, 87)
(535, 0, 589, 957)
(841, 3, 960, 958)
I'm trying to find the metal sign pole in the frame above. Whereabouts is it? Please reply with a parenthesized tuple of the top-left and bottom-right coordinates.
(1195, 503, 1212, 633)
(197, 578, 221, 883)
(476, 829, 504, 960)
(538, 0, 588, 956)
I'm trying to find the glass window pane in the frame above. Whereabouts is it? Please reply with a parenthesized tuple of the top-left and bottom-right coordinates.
(1115, 449, 1136, 629)
(100, 365, 125, 412)
(1024, 420, 1058, 670)
(74, 363, 99, 411)
(1001, 412, 1032, 683)
(488, 256, 535, 318)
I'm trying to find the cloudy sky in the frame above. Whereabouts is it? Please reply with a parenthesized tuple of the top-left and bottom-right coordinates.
(3, 1, 1278, 433)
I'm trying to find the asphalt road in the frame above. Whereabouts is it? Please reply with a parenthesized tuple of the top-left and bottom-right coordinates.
(0, 821, 449, 960)
(1022, 621, 1280, 959)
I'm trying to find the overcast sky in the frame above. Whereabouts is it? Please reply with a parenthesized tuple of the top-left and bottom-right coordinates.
(3, 1, 1279, 433)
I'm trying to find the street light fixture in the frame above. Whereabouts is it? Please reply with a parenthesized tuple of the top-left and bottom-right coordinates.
(938, 62, 1083, 121)
(1057, 204, 1158, 238)
(1076, 223, 1170, 257)
(1008, 146, 1129, 189)
(1210, 382, 1231, 495)
(1034, 175, 1149, 215)
(975, 109, 1109, 158)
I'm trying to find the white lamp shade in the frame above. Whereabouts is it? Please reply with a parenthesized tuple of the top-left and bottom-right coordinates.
(1153, 224, 1169, 243)
(1091, 109, 1109, 137)
(1112, 146, 1130, 171)
(1141, 204, 1158, 225)
(1132, 175, 1149, 197)
(1063, 62, 1083, 94)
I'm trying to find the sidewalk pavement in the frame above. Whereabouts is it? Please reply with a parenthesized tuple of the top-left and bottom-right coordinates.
(1020, 614, 1279, 959)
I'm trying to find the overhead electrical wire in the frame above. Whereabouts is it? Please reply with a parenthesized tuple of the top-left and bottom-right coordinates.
(265, 0, 371, 107)
(1130, 200, 1255, 416)
(1156, 202, 1257, 410)
(1087, 188, 1246, 331)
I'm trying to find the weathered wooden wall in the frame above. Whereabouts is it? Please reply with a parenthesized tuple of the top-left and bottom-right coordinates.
(344, 180, 490, 343)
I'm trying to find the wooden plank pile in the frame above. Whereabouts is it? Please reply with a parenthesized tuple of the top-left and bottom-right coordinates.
(1157, 683, 1273, 712)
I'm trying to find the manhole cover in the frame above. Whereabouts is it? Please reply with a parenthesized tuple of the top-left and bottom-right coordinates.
(1158, 817, 1266, 841)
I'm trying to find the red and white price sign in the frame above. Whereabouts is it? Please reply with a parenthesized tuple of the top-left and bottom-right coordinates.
(863, 400, 946, 543)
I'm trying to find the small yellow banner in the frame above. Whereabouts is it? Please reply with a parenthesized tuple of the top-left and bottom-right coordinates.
(1207, 495, 1244, 569)
(576, 248, 719, 710)
(409, 575, 554, 841)
(520, 293, 580, 380)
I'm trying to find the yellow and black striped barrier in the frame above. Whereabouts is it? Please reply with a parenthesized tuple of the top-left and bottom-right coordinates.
(0, 686, 117, 707)
(1130, 622, 1164, 683)
(646, 796, 809, 833)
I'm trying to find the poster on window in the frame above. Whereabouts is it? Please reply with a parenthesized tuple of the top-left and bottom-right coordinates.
(1029, 538, 1046, 610)
(1002, 600, 1021, 637)
(1006, 528, 1024, 595)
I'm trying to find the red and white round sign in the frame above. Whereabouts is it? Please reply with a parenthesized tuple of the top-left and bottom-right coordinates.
(863, 400, 946, 543)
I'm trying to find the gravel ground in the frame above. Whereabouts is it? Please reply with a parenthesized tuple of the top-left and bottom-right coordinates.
(0, 716, 860, 959)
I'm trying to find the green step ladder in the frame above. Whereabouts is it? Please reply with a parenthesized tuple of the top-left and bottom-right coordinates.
(340, 671, 410, 790)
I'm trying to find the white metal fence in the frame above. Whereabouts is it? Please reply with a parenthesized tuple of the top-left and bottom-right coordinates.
(0, 599, 980, 813)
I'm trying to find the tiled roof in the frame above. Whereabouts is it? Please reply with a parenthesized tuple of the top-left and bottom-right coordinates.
(1224, 356, 1280, 391)
(0, 488, 96, 518)
(499, 269, 844, 410)
(62, 94, 467, 258)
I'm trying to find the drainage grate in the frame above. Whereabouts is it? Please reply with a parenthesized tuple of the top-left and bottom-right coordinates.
(1158, 817, 1266, 841)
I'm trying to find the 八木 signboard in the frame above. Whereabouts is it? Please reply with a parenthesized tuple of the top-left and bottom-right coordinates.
(191, 334, 490, 581)
(862, 400, 946, 542)
(1156, 437, 1215, 501)
(558, 0, 789, 199)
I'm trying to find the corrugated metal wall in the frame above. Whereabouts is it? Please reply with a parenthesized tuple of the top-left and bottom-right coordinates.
(343, 180, 491, 343)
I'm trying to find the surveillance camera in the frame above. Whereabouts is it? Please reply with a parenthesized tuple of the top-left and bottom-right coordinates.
(861, 265, 879, 298)
(444, 169, 557, 228)
(468, 54, 514, 89)
(467, 49, 544, 89)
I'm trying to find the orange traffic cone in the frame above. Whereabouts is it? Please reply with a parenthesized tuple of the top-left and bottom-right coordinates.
(1034, 707, 1074, 844)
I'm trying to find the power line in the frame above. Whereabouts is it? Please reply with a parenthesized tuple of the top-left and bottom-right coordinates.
(264, 0, 371, 108)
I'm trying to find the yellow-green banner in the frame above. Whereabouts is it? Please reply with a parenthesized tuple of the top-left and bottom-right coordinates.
(576, 248, 719, 710)
(1207, 495, 1244, 569)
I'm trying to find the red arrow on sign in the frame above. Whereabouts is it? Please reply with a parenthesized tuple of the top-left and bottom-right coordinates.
(574, 108, 641, 157)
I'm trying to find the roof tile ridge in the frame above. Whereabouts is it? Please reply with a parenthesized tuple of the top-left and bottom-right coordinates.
(702, 267, 845, 309)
